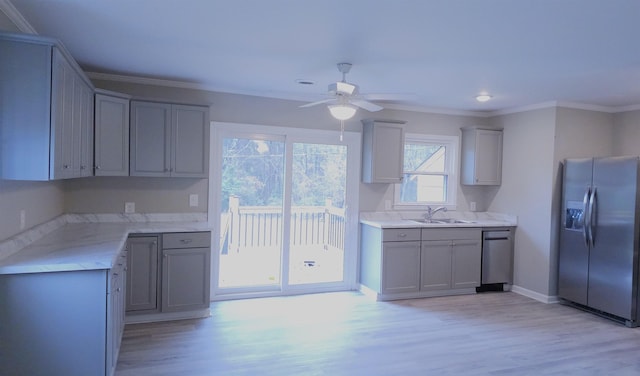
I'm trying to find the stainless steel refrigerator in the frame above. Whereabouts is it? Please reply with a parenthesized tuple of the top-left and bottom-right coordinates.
(558, 156, 640, 327)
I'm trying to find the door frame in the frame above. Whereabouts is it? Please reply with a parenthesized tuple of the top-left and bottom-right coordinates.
(208, 121, 361, 300)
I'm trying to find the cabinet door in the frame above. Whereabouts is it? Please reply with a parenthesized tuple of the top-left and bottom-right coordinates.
(420, 240, 452, 291)
(474, 130, 502, 185)
(381, 241, 420, 294)
(0, 39, 52, 180)
(161, 247, 211, 312)
(451, 239, 481, 289)
(130, 101, 171, 176)
(95, 93, 130, 176)
(79, 83, 94, 177)
(362, 120, 405, 183)
(171, 104, 209, 177)
(126, 236, 159, 312)
(51, 48, 76, 179)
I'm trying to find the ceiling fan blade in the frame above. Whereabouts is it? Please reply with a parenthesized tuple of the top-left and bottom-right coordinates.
(351, 99, 383, 112)
(299, 98, 335, 108)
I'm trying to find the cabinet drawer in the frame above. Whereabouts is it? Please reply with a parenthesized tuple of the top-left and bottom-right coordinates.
(382, 228, 421, 242)
(162, 232, 211, 249)
(422, 228, 481, 241)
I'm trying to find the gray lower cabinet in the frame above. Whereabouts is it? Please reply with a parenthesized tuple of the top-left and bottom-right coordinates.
(360, 224, 482, 300)
(421, 229, 482, 291)
(0, 248, 127, 376)
(126, 231, 211, 320)
(130, 101, 210, 178)
(126, 235, 159, 312)
(0, 31, 95, 180)
(161, 232, 211, 312)
(95, 90, 131, 176)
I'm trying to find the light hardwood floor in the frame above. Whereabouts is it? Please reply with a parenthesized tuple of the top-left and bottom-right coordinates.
(116, 292, 640, 375)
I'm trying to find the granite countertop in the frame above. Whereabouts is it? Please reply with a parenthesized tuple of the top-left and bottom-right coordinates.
(0, 214, 212, 275)
(359, 211, 517, 229)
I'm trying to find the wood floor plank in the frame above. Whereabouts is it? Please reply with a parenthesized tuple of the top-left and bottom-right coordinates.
(115, 292, 640, 375)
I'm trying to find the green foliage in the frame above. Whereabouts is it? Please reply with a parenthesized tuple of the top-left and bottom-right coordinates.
(221, 138, 346, 211)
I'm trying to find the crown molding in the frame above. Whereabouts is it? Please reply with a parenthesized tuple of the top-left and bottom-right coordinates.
(614, 103, 640, 113)
(382, 103, 489, 118)
(0, 0, 37, 34)
(87, 72, 209, 91)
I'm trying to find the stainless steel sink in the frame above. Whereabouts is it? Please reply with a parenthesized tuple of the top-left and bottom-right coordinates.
(411, 218, 475, 224)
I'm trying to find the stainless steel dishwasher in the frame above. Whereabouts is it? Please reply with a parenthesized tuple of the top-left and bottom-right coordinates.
(481, 229, 513, 287)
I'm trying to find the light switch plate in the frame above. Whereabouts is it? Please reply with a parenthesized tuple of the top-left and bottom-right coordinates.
(125, 202, 135, 213)
(189, 194, 199, 207)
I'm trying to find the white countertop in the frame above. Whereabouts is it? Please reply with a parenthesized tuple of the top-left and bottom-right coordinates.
(359, 211, 517, 229)
(0, 214, 212, 275)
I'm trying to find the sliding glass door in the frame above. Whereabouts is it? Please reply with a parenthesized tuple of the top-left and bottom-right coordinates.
(212, 123, 359, 297)
(288, 142, 347, 286)
(218, 137, 285, 289)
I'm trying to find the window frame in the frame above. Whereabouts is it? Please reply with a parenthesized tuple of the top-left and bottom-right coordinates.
(394, 133, 459, 210)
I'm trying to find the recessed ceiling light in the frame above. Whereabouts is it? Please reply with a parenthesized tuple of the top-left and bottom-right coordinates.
(295, 79, 315, 85)
(475, 94, 492, 102)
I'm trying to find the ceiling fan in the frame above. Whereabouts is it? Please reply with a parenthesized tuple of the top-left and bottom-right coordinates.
(299, 63, 384, 120)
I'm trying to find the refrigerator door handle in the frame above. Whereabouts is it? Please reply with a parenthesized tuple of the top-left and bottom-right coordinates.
(583, 186, 591, 248)
(588, 186, 597, 246)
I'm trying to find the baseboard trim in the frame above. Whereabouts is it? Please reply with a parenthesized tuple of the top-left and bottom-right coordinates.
(511, 285, 559, 304)
(125, 308, 211, 324)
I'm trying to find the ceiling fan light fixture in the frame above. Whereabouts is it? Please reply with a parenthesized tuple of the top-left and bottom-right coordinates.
(328, 104, 357, 120)
(475, 93, 493, 102)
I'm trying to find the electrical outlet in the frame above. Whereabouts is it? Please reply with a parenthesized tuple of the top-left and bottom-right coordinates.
(124, 202, 135, 214)
(189, 194, 199, 207)
(19, 209, 26, 230)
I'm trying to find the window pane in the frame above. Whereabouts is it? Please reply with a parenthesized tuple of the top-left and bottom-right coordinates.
(399, 173, 446, 203)
(403, 144, 446, 173)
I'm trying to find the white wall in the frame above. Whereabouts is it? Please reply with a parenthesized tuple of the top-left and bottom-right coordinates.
(488, 108, 557, 297)
(613, 110, 640, 156)
(64, 177, 208, 213)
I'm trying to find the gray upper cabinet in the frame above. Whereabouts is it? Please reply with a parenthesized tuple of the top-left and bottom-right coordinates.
(130, 100, 209, 178)
(0, 32, 94, 180)
(461, 127, 503, 185)
(95, 90, 131, 176)
(361, 119, 406, 183)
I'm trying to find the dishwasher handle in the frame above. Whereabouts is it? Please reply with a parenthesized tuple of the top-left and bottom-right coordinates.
(484, 236, 510, 241)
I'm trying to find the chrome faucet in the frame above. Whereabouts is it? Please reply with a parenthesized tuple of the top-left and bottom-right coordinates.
(424, 206, 447, 222)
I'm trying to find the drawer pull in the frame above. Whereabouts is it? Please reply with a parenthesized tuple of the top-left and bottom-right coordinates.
(397, 233, 407, 237)
(180, 239, 193, 244)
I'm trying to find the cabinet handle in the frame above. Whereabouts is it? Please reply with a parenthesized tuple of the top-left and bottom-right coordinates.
(95, 165, 101, 170)
(180, 239, 193, 244)
(397, 233, 407, 238)
(63, 165, 69, 169)
(117, 288, 121, 292)
(80, 165, 85, 170)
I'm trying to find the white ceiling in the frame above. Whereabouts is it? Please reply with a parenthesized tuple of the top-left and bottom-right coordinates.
(5, 0, 640, 114)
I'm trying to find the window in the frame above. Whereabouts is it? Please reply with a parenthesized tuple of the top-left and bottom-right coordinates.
(394, 134, 458, 208)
